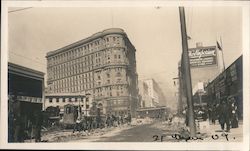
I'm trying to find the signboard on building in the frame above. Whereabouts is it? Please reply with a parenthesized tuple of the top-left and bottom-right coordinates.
(188, 46, 217, 68)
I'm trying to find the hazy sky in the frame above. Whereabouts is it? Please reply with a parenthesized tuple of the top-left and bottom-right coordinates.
(8, 6, 242, 109)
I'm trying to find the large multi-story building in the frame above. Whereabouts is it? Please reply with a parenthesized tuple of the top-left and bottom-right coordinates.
(45, 28, 139, 117)
(139, 79, 166, 108)
(138, 80, 151, 108)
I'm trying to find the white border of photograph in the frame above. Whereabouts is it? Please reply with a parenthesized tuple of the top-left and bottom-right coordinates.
(1, 0, 249, 150)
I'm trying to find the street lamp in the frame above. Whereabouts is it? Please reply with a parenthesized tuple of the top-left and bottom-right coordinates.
(77, 94, 84, 119)
(77, 92, 91, 119)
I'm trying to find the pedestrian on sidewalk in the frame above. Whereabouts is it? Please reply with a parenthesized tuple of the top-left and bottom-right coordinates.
(231, 99, 239, 128)
(127, 113, 132, 125)
(82, 116, 88, 132)
(106, 114, 111, 128)
(211, 104, 217, 125)
(218, 99, 231, 133)
(34, 110, 43, 142)
(182, 107, 189, 126)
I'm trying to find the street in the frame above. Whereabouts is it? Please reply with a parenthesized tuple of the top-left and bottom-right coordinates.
(68, 120, 177, 142)
(94, 122, 173, 142)
(63, 119, 243, 143)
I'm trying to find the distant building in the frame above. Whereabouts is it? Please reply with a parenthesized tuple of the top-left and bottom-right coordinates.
(44, 93, 92, 116)
(138, 80, 151, 108)
(45, 28, 139, 117)
(204, 55, 242, 119)
(178, 43, 221, 109)
(138, 79, 166, 108)
(8, 62, 44, 142)
(137, 106, 170, 119)
(189, 43, 220, 87)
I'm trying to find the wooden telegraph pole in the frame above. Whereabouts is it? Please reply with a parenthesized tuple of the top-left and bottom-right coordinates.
(179, 7, 196, 137)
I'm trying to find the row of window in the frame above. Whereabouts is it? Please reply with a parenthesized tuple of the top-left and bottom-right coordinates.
(107, 100, 128, 106)
(96, 77, 123, 86)
(49, 66, 127, 93)
(48, 97, 89, 103)
(52, 83, 94, 93)
(51, 72, 93, 88)
(96, 67, 124, 79)
(48, 49, 126, 80)
(95, 85, 127, 98)
(48, 36, 123, 66)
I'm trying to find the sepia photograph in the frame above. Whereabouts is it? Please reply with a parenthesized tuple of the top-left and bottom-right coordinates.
(1, 0, 249, 150)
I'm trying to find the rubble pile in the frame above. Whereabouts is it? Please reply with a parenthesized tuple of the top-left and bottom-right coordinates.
(41, 126, 129, 142)
(131, 117, 154, 126)
(41, 130, 88, 142)
(160, 116, 209, 142)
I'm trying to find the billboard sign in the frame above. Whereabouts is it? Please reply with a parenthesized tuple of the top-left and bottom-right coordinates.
(188, 46, 217, 68)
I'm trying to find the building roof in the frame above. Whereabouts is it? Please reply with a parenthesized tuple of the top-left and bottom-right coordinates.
(46, 28, 132, 57)
(45, 92, 91, 97)
(8, 62, 44, 80)
(205, 54, 242, 87)
(137, 106, 167, 111)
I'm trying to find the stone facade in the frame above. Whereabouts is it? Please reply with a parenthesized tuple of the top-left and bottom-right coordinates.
(139, 79, 166, 108)
(46, 28, 139, 116)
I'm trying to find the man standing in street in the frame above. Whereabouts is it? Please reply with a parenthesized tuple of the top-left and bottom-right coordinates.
(34, 110, 43, 142)
(73, 117, 81, 133)
(218, 99, 231, 133)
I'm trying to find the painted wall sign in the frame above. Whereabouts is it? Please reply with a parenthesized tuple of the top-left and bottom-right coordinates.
(188, 46, 217, 67)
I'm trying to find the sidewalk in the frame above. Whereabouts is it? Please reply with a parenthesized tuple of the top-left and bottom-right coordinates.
(199, 121, 243, 142)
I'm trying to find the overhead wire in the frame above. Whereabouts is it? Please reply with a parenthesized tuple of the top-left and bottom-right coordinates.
(8, 7, 33, 13)
(9, 51, 46, 67)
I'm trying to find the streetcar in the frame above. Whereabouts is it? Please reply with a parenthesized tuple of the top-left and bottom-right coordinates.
(62, 104, 79, 128)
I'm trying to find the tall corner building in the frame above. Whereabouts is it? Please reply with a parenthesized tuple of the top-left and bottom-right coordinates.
(46, 28, 139, 117)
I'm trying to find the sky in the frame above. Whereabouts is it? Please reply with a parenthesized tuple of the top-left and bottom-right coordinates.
(8, 6, 242, 110)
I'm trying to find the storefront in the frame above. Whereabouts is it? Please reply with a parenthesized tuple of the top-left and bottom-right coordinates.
(8, 63, 44, 142)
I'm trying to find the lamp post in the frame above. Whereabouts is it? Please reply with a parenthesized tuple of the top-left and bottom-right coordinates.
(77, 94, 84, 119)
(85, 92, 91, 116)
(77, 92, 91, 119)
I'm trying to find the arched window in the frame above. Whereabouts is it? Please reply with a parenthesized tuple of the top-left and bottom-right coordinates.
(116, 72, 121, 77)
(107, 73, 110, 78)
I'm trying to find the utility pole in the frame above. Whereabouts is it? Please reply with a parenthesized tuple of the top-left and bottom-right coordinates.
(179, 7, 196, 137)
(173, 75, 183, 115)
(178, 66, 183, 114)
